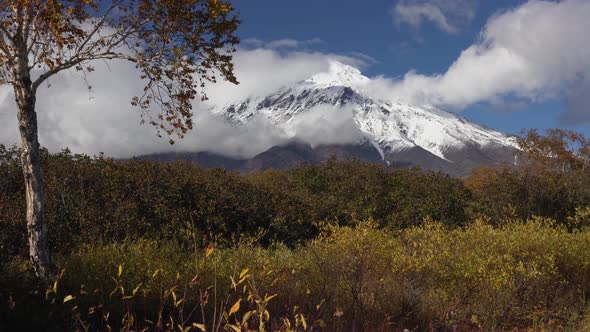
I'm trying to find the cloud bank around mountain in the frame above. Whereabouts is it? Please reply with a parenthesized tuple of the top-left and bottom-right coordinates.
(0, 47, 366, 158)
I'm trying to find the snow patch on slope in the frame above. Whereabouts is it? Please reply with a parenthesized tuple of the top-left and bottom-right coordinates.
(305, 61, 370, 89)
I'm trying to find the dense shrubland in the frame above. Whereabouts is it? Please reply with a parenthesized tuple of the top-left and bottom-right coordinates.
(3, 222, 590, 331)
(2, 129, 590, 331)
(0, 145, 471, 259)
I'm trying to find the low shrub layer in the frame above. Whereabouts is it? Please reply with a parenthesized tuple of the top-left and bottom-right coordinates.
(3, 220, 590, 331)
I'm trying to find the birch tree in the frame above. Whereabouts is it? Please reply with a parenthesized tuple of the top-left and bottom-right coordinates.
(0, 0, 239, 279)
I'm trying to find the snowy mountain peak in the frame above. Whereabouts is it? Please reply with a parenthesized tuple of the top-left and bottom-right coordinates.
(304, 61, 370, 88)
(212, 61, 518, 175)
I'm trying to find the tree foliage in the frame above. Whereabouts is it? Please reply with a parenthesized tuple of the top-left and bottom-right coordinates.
(1, 0, 240, 279)
(516, 128, 590, 172)
(467, 129, 590, 225)
(1, 0, 239, 138)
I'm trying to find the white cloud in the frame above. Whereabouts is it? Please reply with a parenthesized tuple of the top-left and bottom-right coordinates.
(266, 38, 323, 49)
(242, 37, 323, 50)
(0, 47, 368, 158)
(345, 51, 380, 66)
(203, 48, 367, 104)
(385, 0, 590, 123)
(392, 0, 477, 34)
(286, 105, 364, 148)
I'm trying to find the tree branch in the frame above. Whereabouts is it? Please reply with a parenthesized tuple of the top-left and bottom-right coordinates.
(32, 52, 137, 93)
(74, 1, 121, 57)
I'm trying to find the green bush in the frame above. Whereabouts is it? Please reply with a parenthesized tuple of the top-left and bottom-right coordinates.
(1, 148, 474, 260)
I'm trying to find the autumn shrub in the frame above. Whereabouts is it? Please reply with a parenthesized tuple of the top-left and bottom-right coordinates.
(278, 221, 590, 330)
(0, 145, 26, 266)
(290, 222, 403, 330)
(4, 219, 590, 331)
(1, 147, 476, 263)
(383, 169, 471, 228)
(0, 147, 318, 259)
(398, 219, 590, 330)
(5, 145, 590, 330)
(250, 159, 471, 229)
(466, 165, 590, 225)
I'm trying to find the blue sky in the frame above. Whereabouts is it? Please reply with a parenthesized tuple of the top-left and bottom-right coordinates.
(232, 0, 590, 137)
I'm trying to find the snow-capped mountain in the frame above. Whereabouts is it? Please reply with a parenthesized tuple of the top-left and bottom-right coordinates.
(198, 61, 517, 176)
(143, 61, 517, 176)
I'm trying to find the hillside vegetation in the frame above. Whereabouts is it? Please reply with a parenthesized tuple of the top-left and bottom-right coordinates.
(2, 129, 590, 331)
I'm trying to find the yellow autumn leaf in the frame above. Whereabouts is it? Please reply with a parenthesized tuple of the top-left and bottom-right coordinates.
(132, 283, 143, 296)
(205, 246, 214, 258)
(299, 313, 307, 330)
(226, 324, 240, 332)
(229, 299, 240, 316)
(264, 294, 277, 303)
(242, 310, 254, 325)
(239, 268, 249, 279)
(192, 323, 206, 331)
(152, 269, 160, 279)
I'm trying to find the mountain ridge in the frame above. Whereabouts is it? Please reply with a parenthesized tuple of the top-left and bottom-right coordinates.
(141, 61, 518, 177)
